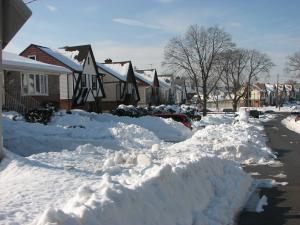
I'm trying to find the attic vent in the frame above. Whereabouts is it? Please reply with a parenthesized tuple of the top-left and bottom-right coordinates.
(105, 58, 112, 64)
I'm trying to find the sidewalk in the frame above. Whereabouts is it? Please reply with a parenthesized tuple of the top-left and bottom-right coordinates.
(237, 113, 300, 225)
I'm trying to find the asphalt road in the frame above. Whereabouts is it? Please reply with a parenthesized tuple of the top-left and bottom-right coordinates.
(237, 113, 300, 225)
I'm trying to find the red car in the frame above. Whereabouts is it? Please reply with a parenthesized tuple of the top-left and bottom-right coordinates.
(154, 113, 192, 129)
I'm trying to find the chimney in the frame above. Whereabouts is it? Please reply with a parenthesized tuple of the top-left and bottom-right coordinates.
(105, 58, 112, 64)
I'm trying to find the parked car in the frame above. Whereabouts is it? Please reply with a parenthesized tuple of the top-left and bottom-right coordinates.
(249, 110, 260, 119)
(222, 108, 234, 113)
(291, 111, 300, 116)
(153, 113, 192, 129)
(265, 110, 275, 114)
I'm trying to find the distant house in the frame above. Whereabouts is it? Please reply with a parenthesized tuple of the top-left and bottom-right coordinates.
(265, 83, 276, 106)
(250, 83, 267, 107)
(2, 51, 71, 113)
(97, 59, 140, 111)
(20, 44, 105, 112)
(158, 77, 172, 105)
(134, 69, 160, 106)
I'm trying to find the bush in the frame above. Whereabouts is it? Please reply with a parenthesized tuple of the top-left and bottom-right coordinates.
(25, 109, 53, 124)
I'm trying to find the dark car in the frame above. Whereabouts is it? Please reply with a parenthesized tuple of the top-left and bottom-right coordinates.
(222, 108, 235, 113)
(154, 113, 192, 129)
(291, 111, 300, 116)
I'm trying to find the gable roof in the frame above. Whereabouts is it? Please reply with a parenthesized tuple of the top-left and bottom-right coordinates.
(134, 69, 159, 86)
(97, 61, 130, 82)
(23, 44, 83, 72)
(2, 51, 71, 74)
(158, 77, 171, 88)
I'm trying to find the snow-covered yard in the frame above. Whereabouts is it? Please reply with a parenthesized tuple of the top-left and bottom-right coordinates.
(0, 111, 275, 225)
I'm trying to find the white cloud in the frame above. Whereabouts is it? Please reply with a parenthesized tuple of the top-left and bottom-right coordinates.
(112, 18, 162, 30)
(46, 4, 57, 12)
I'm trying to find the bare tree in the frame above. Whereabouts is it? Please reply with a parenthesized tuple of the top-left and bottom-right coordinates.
(163, 25, 235, 116)
(220, 49, 249, 111)
(221, 49, 273, 111)
(287, 51, 300, 78)
(244, 50, 274, 106)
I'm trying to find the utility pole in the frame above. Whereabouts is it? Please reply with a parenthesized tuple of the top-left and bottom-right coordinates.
(276, 74, 279, 108)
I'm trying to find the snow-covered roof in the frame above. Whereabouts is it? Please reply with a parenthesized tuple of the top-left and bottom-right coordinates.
(37, 46, 83, 72)
(158, 77, 171, 89)
(285, 84, 293, 92)
(265, 83, 275, 92)
(97, 62, 130, 82)
(134, 70, 155, 86)
(2, 51, 71, 74)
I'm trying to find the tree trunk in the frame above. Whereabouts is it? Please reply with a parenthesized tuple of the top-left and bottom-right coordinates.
(232, 100, 238, 112)
(202, 84, 207, 116)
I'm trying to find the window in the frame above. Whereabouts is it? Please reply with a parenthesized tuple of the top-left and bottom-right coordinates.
(92, 75, 97, 90)
(27, 55, 36, 60)
(21, 73, 48, 96)
(81, 74, 87, 87)
(87, 57, 90, 65)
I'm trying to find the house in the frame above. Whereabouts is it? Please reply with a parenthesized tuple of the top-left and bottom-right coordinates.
(158, 77, 172, 105)
(250, 83, 267, 107)
(265, 83, 276, 106)
(134, 69, 160, 106)
(97, 59, 140, 111)
(2, 51, 71, 113)
(20, 44, 105, 112)
(207, 90, 234, 110)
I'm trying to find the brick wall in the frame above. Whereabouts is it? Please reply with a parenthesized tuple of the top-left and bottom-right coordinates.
(20, 45, 70, 69)
(4, 70, 60, 110)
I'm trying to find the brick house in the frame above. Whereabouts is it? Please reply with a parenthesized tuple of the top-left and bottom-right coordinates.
(2, 51, 71, 113)
(20, 44, 105, 112)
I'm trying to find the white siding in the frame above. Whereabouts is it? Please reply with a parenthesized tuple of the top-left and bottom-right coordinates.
(81, 51, 103, 102)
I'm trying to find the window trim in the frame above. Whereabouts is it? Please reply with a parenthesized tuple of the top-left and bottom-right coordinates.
(81, 74, 87, 87)
(92, 75, 97, 90)
(21, 73, 49, 96)
(27, 55, 37, 60)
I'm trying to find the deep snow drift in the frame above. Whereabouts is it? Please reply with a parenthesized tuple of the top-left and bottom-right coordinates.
(282, 116, 300, 134)
(2, 111, 191, 156)
(0, 111, 275, 225)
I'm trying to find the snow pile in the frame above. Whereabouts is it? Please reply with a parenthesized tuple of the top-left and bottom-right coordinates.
(163, 121, 275, 165)
(238, 109, 250, 122)
(2, 111, 191, 156)
(94, 113, 192, 142)
(0, 111, 274, 225)
(193, 114, 234, 127)
(256, 195, 268, 213)
(36, 158, 252, 225)
(282, 116, 300, 134)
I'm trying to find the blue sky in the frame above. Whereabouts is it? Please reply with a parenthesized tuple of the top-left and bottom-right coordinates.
(6, 0, 300, 82)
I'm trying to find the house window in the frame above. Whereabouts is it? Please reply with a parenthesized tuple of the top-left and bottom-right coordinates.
(21, 73, 48, 96)
(92, 75, 97, 90)
(87, 57, 90, 65)
(81, 74, 87, 87)
(27, 55, 36, 60)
